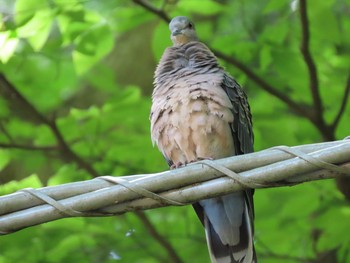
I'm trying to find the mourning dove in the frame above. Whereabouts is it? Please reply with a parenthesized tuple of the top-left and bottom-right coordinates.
(150, 16, 256, 263)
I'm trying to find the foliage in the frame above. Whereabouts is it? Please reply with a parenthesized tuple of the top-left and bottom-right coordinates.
(0, 0, 349, 262)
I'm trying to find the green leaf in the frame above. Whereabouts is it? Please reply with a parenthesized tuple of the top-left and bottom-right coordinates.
(259, 21, 288, 45)
(0, 31, 19, 63)
(1, 1, 350, 262)
(33, 125, 56, 146)
(263, 0, 288, 13)
(45, 233, 95, 262)
(17, 9, 53, 51)
(73, 22, 114, 74)
(15, 0, 48, 25)
(85, 64, 119, 91)
(259, 45, 272, 70)
(113, 7, 153, 34)
(0, 96, 10, 117)
(0, 149, 10, 172)
(0, 174, 42, 195)
(152, 22, 171, 62)
(56, 9, 89, 45)
(9, 54, 77, 112)
(177, 0, 224, 15)
(316, 206, 350, 250)
(6, 119, 37, 139)
(308, 0, 340, 42)
(70, 106, 101, 120)
(48, 164, 90, 185)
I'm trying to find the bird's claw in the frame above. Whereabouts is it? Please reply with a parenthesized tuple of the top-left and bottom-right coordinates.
(170, 162, 187, 169)
(170, 157, 214, 169)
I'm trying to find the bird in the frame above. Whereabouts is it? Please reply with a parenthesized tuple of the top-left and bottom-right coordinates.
(150, 16, 256, 263)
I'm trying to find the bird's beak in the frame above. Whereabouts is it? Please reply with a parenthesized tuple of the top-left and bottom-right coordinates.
(172, 29, 182, 36)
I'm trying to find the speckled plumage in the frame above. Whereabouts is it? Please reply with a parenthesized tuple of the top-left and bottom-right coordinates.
(150, 16, 256, 263)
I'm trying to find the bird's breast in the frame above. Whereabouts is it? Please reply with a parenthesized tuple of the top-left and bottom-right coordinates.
(151, 73, 235, 164)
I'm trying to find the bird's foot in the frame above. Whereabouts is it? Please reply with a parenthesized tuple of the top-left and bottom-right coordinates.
(170, 162, 187, 169)
(170, 158, 214, 169)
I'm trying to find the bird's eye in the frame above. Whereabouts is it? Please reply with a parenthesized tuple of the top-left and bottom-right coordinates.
(188, 22, 193, 29)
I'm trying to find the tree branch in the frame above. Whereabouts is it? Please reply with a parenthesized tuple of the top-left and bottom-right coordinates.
(332, 71, 350, 129)
(0, 73, 99, 177)
(213, 49, 309, 116)
(0, 74, 51, 125)
(132, 0, 170, 23)
(0, 121, 14, 142)
(135, 211, 184, 263)
(299, 0, 323, 120)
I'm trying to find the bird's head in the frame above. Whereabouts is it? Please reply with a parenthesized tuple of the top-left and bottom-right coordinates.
(169, 16, 198, 46)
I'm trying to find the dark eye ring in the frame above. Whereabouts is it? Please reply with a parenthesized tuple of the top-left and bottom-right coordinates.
(188, 22, 193, 29)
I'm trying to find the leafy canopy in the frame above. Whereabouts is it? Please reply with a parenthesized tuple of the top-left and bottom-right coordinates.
(0, 0, 349, 262)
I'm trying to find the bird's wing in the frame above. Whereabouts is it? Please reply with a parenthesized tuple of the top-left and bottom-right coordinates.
(220, 71, 255, 218)
(220, 72, 254, 155)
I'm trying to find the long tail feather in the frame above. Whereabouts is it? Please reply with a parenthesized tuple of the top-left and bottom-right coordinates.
(194, 191, 256, 263)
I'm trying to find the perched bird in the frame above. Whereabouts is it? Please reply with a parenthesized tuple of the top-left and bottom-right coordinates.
(150, 16, 256, 263)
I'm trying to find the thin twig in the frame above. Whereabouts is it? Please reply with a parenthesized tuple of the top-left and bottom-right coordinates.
(132, 0, 170, 23)
(332, 71, 350, 129)
(299, 0, 323, 119)
(134, 211, 184, 263)
(0, 122, 14, 142)
(0, 74, 50, 125)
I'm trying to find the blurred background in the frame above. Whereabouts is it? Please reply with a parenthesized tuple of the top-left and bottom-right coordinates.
(0, 0, 349, 262)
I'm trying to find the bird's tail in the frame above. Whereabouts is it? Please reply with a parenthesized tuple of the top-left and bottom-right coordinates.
(194, 191, 256, 263)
